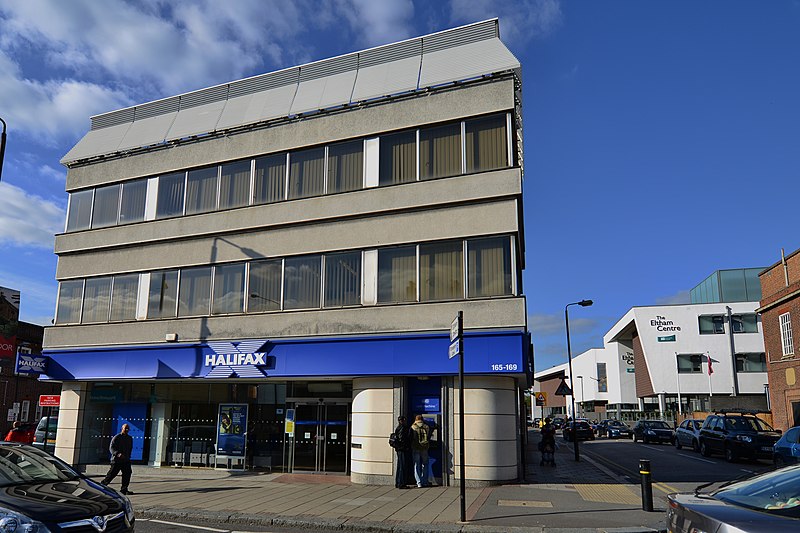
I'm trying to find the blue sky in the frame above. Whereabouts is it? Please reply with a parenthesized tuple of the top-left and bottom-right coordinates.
(1, 1, 798, 371)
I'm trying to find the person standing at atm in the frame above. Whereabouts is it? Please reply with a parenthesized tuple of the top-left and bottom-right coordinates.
(410, 415, 431, 488)
(391, 416, 411, 489)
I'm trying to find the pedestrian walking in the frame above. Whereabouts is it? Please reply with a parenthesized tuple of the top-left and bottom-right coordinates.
(409, 414, 431, 488)
(539, 417, 556, 466)
(101, 423, 134, 495)
(390, 416, 411, 488)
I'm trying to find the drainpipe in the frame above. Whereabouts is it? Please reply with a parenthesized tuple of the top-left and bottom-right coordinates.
(727, 306, 740, 396)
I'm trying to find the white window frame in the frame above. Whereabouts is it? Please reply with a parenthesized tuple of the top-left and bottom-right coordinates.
(780, 312, 795, 356)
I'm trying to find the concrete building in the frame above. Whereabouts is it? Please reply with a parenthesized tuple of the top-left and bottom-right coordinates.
(41, 20, 530, 486)
(535, 269, 769, 421)
(758, 248, 800, 431)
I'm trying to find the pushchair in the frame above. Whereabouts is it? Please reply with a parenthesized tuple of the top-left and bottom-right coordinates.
(539, 440, 556, 466)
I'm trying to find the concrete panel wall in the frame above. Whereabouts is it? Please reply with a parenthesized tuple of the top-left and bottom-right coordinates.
(54, 382, 87, 465)
(350, 377, 394, 483)
(43, 297, 526, 349)
(66, 79, 515, 190)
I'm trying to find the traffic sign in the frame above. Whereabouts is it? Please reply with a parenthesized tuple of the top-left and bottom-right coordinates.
(535, 392, 547, 406)
(39, 395, 60, 407)
(450, 315, 461, 342)
(448, 340, 460, 359)
(554, 379, 572, 396)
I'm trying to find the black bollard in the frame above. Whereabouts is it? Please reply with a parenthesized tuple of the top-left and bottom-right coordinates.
(639, 459, 653, 512)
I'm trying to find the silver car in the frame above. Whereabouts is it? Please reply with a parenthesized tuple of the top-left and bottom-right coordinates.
(667, 464, 800, 532)
(674, 418, 703, 452)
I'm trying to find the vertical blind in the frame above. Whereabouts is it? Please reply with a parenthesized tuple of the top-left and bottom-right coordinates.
(156, 173, 186, 218)
(120, 179, 147, 223)
(82, 276, 112, 323)
(465, 114, 507, 173)
(327, 141, 363, 193)
(324, 252, 361, 307)
(148, 270, 178, 318)
(467, 237, 511, 297)
(212, 264, 245, 314)
(56, 280, 84, 324)
(185, 167, 218, 215)
(254, 155, 286, 204)
(420, 123, 461, 180)
(289, 148, 325, 199)
(284, 255, 321, 309)
(377, 246, 417, 303)
(379, 131, 416, 185)
(110, 274, 139, 321)
(420, 241, 463, 301)
(91, 185, 120, 228)
(66, 190, 93, 232)
(219, 161, 251, 209)
(178, 267, 212, 316)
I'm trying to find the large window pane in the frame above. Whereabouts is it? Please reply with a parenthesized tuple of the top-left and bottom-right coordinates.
(148, 270, 178, 318)
(178, 267, 212, 317)
(379, 131, 416, 185)
(288, 148, 325, 199)
(732, 314, 758, 333)
(327, 140, 363, 193)
(156, 172, 185, 219)
(120, 179, 147, 224)
(420, 122, 461, 180)
(110, 274, 139, 321)
(253, 154, 286, 204)
(186, 166, 218, 215)
(736, 353, 767, 372)
(596, 363, 608, 392)
(720, 269, 747, 302)
(466, 114, 508, 173)
(91, 184, 120, 228)
(66, 190, 93, 232)
(220, 160, 250, 209)
(420, 241, 463, 301)
(467, 237, 512, 298)
(324, 252, 361, 307)
(248, 259, 282, 312)
(677, 354, 703, 373)
(212, 263, 245, 315)
(378, 246, 417, 303)
(284, 255, 321, 309)
(699, 315, 725, 334)
(56, 280, 84, 324)
(82, 277, 112, 323)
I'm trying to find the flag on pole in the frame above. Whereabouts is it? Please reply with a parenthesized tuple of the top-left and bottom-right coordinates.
(707, 353, 713, 375)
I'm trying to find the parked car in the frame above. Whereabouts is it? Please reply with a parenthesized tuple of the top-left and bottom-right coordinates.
(0, 442, 135, 531)
(667, 464, 800, 532)
(597, 419, 632, 439)
(32, 415, 58, 452)
(552, 417, 565, 430)
(563, 420, 595, 442)
(773, 426, 800, 467)
(699, 411, 781, 462)
(632, 419, 674, 444)
(674, 418, 703, 452)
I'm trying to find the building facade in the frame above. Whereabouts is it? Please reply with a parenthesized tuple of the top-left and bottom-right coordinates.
(42, 20, 530, 486)
(758, 248, 800, 431)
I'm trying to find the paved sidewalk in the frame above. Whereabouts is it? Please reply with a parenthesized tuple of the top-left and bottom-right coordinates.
(87, 432, 669, 532)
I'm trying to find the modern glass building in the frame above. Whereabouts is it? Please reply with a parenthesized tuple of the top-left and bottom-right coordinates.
(690, 268, 765, 305)
(42, 20, 530, 486)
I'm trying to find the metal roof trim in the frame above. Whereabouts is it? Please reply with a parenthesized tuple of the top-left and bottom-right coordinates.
(179, 85, 229, 110)
(133, 97, 180, 121)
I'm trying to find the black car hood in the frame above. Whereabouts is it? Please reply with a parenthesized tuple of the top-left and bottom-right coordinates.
(0, 477, 124, 522)
(671, 493, 797, 533)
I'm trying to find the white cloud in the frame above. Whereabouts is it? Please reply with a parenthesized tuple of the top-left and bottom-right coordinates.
(529, 313, 597, 336)
(448, 0, 562, 48)
(335, 0, 416, 46)
(38, 165, 65, 182)
(655, 290, 691, 305)
(0, 182, 63, 248)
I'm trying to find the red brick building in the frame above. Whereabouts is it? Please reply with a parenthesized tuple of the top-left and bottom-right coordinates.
(758, 248, 800, 431)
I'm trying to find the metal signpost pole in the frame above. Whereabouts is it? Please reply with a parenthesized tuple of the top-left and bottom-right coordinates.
(450, 311, 466, 523)
(565, 300, 593, 462)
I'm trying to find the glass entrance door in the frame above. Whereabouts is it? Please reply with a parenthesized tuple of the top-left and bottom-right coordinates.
(291, 401, 349, 473)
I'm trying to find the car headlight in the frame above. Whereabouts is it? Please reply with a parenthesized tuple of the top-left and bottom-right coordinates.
(0, 507, 51, 533)
(735, 435, 752, 443)
(122, 495, 134, 522)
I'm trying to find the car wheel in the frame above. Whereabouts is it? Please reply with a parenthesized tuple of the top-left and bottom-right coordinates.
(700, 440, 711, 457)
(633, 434, 638, 443)
(724, 446, 737, 463)
(691, 439, 700, 453)
(674, 438, 682, 450)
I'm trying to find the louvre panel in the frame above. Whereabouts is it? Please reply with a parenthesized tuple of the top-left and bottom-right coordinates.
(116, 112, 177, 151)
(134, 97, 180, 120)
(299, 54, 359, 82)
(290, 70, 358, 114)
(358, 39, 421, 69)
(422, 19, 497, 54)
(179, 85, 229, 110)
(419, 38, 519, 88)
(166, 99, 227, 140)
(228, 68, 299, 99)
(91, 108, 135, 130)
(351, 56, 421, 102)
(216, 84, 297, 130)
(61, 122, 132, 164)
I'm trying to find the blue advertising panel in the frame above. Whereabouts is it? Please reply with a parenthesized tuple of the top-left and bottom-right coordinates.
(15, 353, 48, 375)
(112, 403, 146, 461)
(216, 403, 248, 458)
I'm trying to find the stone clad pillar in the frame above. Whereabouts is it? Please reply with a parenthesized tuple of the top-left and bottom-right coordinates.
(350, 377, 393, 484)
(54, 382, 88, 465)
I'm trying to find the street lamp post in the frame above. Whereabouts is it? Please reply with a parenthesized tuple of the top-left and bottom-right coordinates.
(577, 376, 585, 418)
(566, 299, 593, 462)
(0, 117, 7, 182)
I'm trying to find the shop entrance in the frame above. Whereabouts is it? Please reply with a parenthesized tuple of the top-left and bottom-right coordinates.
(291, 400, 349, 473)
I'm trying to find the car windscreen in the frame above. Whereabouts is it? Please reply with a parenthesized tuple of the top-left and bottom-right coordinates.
(725, 417, 774, 432)
(714, 465, 800, 518)
(609, 421, 625, 427)
(645, 421, 670, 429)
(0, 445, 80, 487)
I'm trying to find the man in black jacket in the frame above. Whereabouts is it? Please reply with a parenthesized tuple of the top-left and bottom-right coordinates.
(101, 423, 134, 495)
(392, 416, 411, 489)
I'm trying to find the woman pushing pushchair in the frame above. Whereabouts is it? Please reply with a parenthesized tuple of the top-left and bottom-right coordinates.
(539, 417, 557, 466)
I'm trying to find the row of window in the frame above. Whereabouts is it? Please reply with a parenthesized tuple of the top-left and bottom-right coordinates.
(780, 312, 794, 356)
(677, 353, 767, 373)
(65, 113, 511, 232)
(55, 236, 514, 324)
(698, 313, 758, 335)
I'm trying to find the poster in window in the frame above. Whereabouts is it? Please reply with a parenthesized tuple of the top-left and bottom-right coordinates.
(216, 403, 248, 458)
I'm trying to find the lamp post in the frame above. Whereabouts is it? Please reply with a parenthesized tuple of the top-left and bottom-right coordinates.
(0, 117, 7, 182)
(566, 299, 593, 462)
(577, 375, 585, 418)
